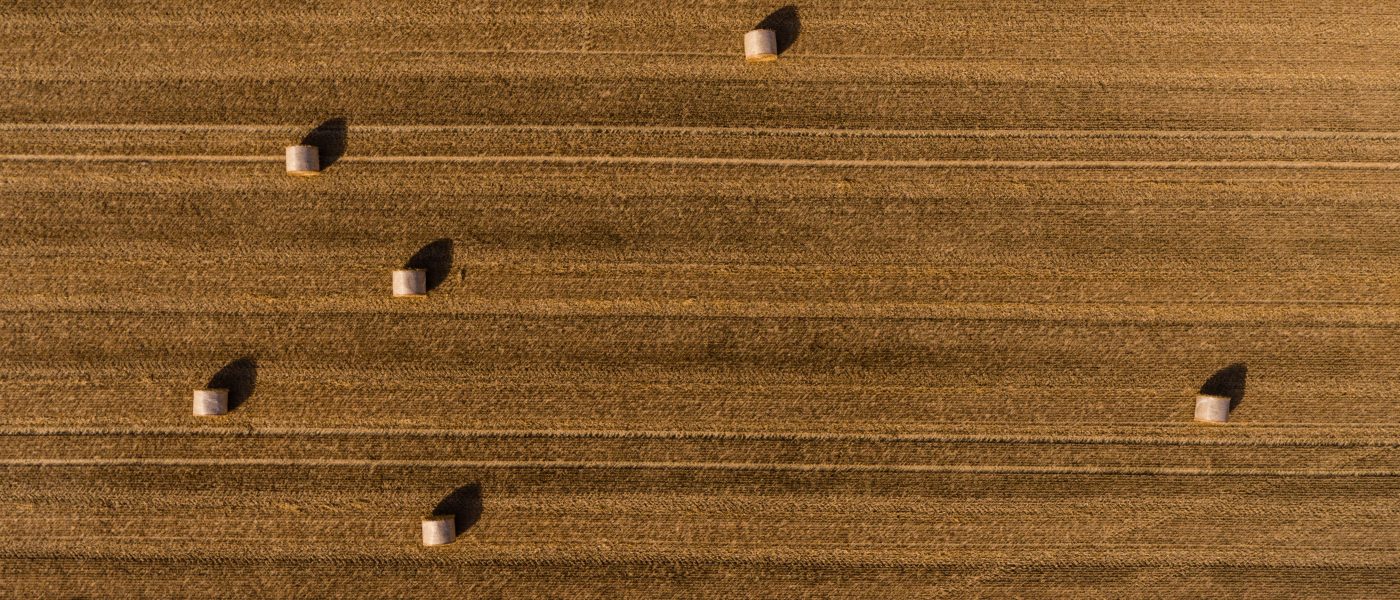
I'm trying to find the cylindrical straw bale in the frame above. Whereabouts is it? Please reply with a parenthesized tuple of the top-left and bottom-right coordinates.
(744, 29, 778, 62)
(422, 515, 455, 546)
(285, 145, 321, 176)
(193, 388, 228, 416)
(1194, 393, 1231, 424)
(392, 269, 428, 297)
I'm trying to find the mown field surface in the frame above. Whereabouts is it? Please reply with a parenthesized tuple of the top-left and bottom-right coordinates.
(5, 1, 1400, 597)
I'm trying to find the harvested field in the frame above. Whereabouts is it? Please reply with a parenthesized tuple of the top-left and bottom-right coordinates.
(4, 0, 1400, 597)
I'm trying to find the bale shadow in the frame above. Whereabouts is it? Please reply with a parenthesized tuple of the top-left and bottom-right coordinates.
(432, 483, 483, 536)
(206, 357, 257, 412)
(1200, 362, 1248, 412)
(405, 238, 454, 291)
(300, 117, 348, 169)
(756, 5, 801, 55)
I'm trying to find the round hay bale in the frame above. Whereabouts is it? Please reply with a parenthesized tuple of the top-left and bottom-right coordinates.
(392, 268, 428, 298)
(422, 515, 456, 546)
(1194, 393, 1231, 424)
(285, 145, 321, 176)
(744, 29, 778, 62)
(193, 388, 228, 416)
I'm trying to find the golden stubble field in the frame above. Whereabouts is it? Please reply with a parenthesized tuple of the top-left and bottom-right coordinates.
(4, 1, 1400, 597)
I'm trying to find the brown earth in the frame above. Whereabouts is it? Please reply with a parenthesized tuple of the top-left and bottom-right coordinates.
(4, 1, 1400, 597)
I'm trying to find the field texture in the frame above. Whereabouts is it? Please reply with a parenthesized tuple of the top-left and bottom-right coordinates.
(5, 1, 1400, 597)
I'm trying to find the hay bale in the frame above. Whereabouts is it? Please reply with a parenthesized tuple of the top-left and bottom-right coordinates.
(392, 268, 428, 297)
(1194, 393, 1231, 424)
(422, 515, 455, 546)
(744, 29, 778, 62)
(193, 388, 228, 416)
(285, 145, 321, 176)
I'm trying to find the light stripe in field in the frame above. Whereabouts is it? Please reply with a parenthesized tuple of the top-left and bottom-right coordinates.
(351, 156, 1400, 170)
(7, 123, 1400, 140)
(2, 457, 1397, 476)
(7, 547, 1400, 570)
(7, 426, 1400, 448)
(6, 153, 1400, 170)
(7, 302, 1400, 329)
(0, 154, 272, 162)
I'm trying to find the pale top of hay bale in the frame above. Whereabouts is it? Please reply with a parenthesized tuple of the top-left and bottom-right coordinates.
(393, 268, 428, 297)
(1193, 393, 1231, 424)
(421, 514, 456, 546)
(744, 29, 778, 62)
(285, 145, 321, 176)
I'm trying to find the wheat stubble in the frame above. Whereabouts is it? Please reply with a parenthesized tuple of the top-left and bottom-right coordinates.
(5, 0, 1400, 597)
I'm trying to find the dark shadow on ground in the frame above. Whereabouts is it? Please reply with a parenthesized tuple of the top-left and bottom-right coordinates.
(756, 5, 801, 55)
(432, 483, 483, 536)
(300, 118, 348, 169)
(206, 357, 257, 412)
(405, 238, 454, 291)
(1200, 362, 1248, 412)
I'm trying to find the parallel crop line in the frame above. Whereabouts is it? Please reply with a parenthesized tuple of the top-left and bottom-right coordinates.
(7, 154, 1400, 170)
(5, 305, 1400, 331)
(3, 458, 1398, 476)
(5, 546, 1400, 569)
(6, 426, 1400, 448)
(7, 123, 1400, 140)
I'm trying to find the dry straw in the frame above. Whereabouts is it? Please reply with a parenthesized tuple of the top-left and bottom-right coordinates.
(1194, 394, 1231, 424)
(285, 145, 320, 176)
(192, 388, 228, 416)
(421, 515, 455, 546)
(392, 269, 428, 297)
(744, 29, 778, 62)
